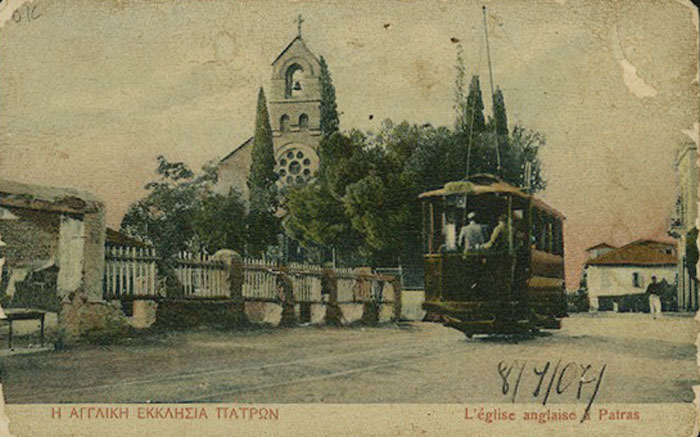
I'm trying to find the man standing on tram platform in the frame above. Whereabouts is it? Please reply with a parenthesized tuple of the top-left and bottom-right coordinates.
(481, 213, 508, 251)
(458, 212, 485, 252)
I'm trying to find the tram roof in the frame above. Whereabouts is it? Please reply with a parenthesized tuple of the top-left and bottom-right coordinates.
(418, 175, 565, 219)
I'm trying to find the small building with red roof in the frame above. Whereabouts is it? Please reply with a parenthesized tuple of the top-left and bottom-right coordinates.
(585, 239, 677, 311)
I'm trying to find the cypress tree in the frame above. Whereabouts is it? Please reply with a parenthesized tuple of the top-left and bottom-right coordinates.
(492, 87, 508, 138)
(491, 86, 510, 174)
(248, 87, 276, 207)
(465, 75, 486, 134)
(247, 87, 279, 256)
(453, 45, 468, 133)
(319, 55, 340, 138)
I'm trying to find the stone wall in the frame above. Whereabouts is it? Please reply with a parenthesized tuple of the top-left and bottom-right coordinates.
(0, 207, 59, 265)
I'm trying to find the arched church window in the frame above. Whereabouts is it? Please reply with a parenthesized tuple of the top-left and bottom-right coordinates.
(280, 114, 290, 132)
(285, 64, 304, 98)
(299, 113, 309, 130)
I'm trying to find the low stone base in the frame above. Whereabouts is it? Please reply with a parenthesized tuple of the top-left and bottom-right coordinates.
(310, 303, 326, 324)
(244, 301, 283, 326)
(400, 289, 426, 321)
(378, 303, 395, 323)
(154, 300, 246, 329)
(129, 300, 158, 329)
(59, 298, 130, 346)
(338, 303, 364, 325)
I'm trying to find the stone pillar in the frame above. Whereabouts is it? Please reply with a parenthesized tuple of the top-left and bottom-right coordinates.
(277, 267, 296, 327)
(322, 268, 342, 326)
(81, 207, 106, 302)
(57, 200, 129, 345)
(211, 249, 247, 326)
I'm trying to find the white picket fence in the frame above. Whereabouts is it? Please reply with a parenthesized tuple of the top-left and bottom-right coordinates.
(174, 251, 228, 298)
(335, 267, 357, 303)
(104, 248, 396, 305)
(288, 262, 323, 302)
(241, 257, 279, 300)
(103, 246, 158, 298)
(104, 247, 228, 299)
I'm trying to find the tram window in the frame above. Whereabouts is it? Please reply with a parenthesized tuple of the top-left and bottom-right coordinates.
(531, 209, 540, 249)
(423, 202, 430, 253)
(432, 203, 443, 253)
(538, 212, 547, 251)
(554, 220, 564, 255)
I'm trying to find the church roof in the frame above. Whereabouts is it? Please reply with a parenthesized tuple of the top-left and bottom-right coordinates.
(271, 36, 320, 66)
(586, 239, 677, 267)
(219, 136, 253, 164)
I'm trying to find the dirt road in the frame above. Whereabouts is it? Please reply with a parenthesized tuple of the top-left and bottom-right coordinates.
(1, 313, 696, 404)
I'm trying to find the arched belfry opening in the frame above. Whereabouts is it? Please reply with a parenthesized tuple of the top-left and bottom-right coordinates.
(285, 63, 304, 98)
(280, 114, 290, 131)
(299, 113, 309, 130)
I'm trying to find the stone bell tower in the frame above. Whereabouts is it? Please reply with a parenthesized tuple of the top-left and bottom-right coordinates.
(268, 15, 321, 187)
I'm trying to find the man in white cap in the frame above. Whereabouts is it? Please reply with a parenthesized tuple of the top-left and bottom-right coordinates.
(458, 212, 486, 252)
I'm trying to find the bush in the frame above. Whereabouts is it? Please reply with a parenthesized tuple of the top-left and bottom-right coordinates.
(567, 290, 589, 312)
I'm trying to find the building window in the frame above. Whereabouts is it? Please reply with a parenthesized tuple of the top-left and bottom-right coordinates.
(632, 272, 642, 288)
(275, 147, 314, 186)
(299, 113, 309, 130)
(285, 64, 304, 98)
(280, 114, 290, 132)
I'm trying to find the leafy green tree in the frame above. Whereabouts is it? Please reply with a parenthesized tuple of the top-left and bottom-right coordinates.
(121, 156, 250, 260)
(284, 131, 369, 264)
(506, 124, 546, 192)
(121, 155, 201, 262)
(193, 187, 247, 254)
(319, 55, 340, 138)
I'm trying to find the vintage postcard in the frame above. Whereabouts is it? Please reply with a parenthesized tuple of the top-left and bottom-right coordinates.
(0, 0, 698, 435)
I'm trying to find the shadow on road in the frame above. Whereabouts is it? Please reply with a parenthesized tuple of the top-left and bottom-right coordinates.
(472, 330, 553, 344)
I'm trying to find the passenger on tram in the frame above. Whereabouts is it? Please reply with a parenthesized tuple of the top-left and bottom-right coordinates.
(480, 213, 508, 250)
(443, 214, 458, 252)
(458, 212, 485, 252)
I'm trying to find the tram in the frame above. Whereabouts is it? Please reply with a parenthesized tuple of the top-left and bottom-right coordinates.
(420, 174, 567, 337)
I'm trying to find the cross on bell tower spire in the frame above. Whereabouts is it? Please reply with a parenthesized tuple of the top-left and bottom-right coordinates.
(296, 14, 304, 38)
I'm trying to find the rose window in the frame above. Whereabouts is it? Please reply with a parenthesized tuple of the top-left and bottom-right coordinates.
(276, 148, 314, 186)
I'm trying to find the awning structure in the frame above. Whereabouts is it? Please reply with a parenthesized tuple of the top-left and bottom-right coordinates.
(418, 174, 565, 219)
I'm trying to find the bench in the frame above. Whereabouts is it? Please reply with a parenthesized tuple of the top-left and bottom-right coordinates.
(1, 309, 46, 349)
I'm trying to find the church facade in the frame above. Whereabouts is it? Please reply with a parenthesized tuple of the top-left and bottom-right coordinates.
(216, 30, 322, 200)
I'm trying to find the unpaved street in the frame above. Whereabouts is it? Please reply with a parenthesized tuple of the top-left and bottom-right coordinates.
(1, 313, 697, 404)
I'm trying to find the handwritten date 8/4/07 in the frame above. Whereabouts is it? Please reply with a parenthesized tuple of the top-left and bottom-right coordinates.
(498, 360, 606, 423)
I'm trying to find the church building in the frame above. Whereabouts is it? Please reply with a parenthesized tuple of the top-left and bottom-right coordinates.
(216, 20, 322, 200)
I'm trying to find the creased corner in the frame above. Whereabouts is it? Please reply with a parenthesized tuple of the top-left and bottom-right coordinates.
(0, 384, 16, 437)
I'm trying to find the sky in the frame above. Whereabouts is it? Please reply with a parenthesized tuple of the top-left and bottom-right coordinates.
(0, 0, 698, 288)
